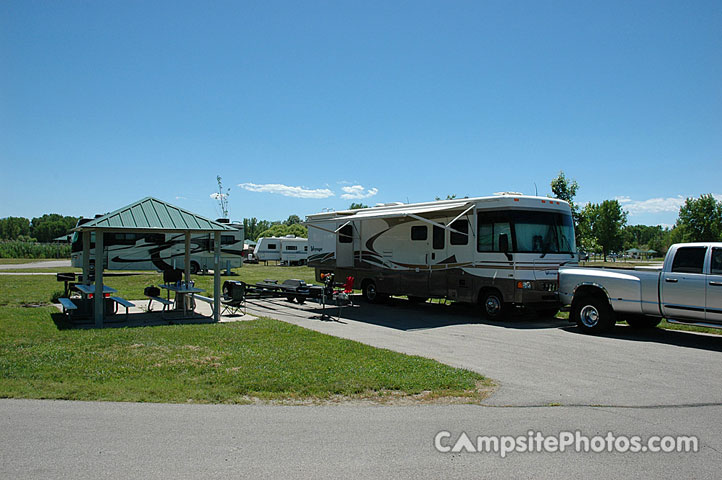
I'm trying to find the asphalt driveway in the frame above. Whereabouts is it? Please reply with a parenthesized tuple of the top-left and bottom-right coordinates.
(243, 296, 722, 407)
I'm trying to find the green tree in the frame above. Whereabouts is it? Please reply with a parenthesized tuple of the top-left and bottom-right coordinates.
(256, 223, 307, 239)
(30, 214, 78, 243)
(674, 194, 722, 242)
(285, 214, 302, 226)
(0, 217, 31, 240)
(242, 218, 274, 241)
(349, 203, 368, 210)
(581, 200, 628, 261)
(550, 171, 581, 244)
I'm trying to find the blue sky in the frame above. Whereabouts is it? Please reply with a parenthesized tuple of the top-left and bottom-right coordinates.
(1, 0, 720, 228)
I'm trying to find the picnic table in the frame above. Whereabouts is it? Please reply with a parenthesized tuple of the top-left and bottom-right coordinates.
(159, 283, 204, 317)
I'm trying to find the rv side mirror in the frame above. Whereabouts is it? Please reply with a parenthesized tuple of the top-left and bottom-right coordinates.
(499, 233, 509, 253)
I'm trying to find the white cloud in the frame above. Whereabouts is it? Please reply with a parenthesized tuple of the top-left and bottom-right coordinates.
(175, 196, 188, 200)
(238, 183, 334, 199)
(615, 195, 686, 215)
(209, 193, 227, 200)
(340, 185, 379, 200)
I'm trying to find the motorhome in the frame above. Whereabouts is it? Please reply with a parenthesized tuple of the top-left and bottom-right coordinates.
(70, 219, 244, 274)
(305, 194, 577, 318)
(255, 235, 309, 265)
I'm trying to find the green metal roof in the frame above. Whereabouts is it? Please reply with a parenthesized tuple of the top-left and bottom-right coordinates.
(73, 197, 234, 232)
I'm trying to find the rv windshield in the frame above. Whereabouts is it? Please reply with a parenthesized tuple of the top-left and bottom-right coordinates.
(512, 211, 575, 254)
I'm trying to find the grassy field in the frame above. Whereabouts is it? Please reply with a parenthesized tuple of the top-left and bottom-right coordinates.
(0, 264, 491, 404)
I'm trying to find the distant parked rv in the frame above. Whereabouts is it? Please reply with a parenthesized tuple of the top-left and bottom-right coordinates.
(255, 235, 309, 265)
(71, 218, 244, 274)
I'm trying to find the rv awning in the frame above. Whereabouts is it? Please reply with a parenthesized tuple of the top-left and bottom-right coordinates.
(309, 200, 475, 237)
(334, 200, 473, 220)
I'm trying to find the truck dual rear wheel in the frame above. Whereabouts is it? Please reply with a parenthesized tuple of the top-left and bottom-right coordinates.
(571, 295, 615, 334)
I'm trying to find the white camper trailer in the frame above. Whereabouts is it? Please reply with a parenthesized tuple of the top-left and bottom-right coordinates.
(306, 194, 577, 318)
(255, 235, 309, 265)
(71, 219, 244, 274)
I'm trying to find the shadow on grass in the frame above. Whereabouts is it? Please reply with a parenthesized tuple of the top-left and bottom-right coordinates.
(50, 310, 218, 330)
(561, 324, 722, 352)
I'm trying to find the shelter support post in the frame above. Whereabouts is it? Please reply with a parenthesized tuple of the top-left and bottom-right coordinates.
(94, 231, 104, 328)
(184, 232, 191, 284)
(214, 231, 221, 322)
(82, 231, 90, 284)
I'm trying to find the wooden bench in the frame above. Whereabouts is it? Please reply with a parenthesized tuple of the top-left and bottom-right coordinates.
(58, 297, 78, 316)
(147, 296, 174, 311)
(110, 296, 135, 316)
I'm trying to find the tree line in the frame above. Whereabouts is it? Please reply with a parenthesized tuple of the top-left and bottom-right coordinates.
(551, 171, 722, 261)
(0, 214, 79, 243)
(242, 215, 307, 241)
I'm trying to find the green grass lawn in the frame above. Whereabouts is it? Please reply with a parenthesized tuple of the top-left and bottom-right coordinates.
(0, 264, 491, 404)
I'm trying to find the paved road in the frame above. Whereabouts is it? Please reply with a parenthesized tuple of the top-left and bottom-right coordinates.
(0, 260, 70, 270)
(1, 399, 719, 479)
(244, 297, 722, 407)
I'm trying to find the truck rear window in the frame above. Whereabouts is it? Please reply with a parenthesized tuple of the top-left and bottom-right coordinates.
(671, 247, 707, 274)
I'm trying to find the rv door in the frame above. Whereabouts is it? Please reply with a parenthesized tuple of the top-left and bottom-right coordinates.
(336, 222, 355, 268)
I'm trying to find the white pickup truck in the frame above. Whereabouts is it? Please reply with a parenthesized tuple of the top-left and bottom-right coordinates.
(558, 243, 722, 333)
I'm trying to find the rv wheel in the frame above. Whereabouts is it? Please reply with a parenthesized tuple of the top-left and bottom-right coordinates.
(480, 290, 507, 320)
(190, 262, 200, 275)
(362, 281, 386, 304)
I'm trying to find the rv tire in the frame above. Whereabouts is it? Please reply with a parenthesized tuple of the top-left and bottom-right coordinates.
(480, 289, 507, 320)
(190, 262, 200, 275)
(362, 281, 386, 304)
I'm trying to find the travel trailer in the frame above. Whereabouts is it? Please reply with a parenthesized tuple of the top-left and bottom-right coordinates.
(255, 235, 309, 265)
(305, 194, 577, 318)
(70, 219, 244, 274)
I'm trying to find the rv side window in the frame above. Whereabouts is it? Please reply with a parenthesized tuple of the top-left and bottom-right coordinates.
(671, 247, 706, 274)
(477, 212, 512, 252)
(286, 245, 298, 251)
(144, 234, 164, 244)
(304, 246, 308, 251)
(109, 233, 138, 245)
(221, 235, 236, 245)
(433, 225, 445, 250)
(450, 220, 468, 245)
(339, 224, 353, 244)
(267, 243, 277, 250)
(411, 226, 427, 241)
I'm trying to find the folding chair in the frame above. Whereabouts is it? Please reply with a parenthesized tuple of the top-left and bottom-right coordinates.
(221, 280, 246, 316)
